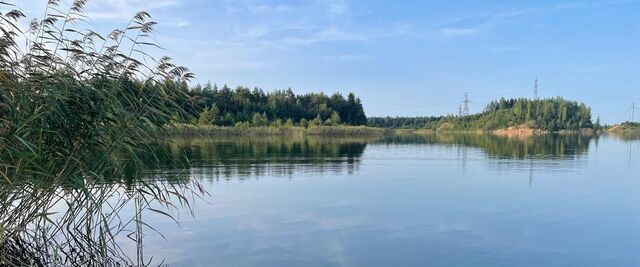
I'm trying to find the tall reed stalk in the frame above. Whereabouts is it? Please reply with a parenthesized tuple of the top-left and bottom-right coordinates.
(0, 0, 204, 265)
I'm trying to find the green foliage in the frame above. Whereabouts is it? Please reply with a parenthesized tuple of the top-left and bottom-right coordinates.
(235, 121, 251, 128)
(168, 124, 391, 137)
(221, 112, 235, 126)
(272, 118, 284, 127)
(621, 121, 640, 128)
(323, 111, 342, 126)
(285, 118, 294, 128)
(300, 118, 309, 128)
(198, 105, 219, 125)
(0, 1, 202, 265)
(368, 116, 442, 129)
(471, 97, 592, 130)
(0, 2, 194, 184)
(184, 86, 367, 126)
(252, 112, 269, 126)
(593, 116, 602, 131)
(310, 114, 323, 127)
(369, 98, 593, 131)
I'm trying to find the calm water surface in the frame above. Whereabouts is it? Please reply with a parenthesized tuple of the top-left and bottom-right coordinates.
(141, 134, 640, 266)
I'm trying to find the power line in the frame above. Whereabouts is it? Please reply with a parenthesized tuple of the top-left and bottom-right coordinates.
(463, 92, 470, 116)
(631, 101, 639, 122)
(534, 76, 538, 100)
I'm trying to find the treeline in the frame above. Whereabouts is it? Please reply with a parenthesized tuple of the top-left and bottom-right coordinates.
(368, 116, 442, 129)
(472, 97, 592, 130)
(620, 122, 640, 128)
(367, 97, 593, 131)
(180, 83, 367, 127)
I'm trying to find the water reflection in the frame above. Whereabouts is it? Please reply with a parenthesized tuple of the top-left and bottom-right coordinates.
(146, 134, 601, 186)
(143, 134, 640, 267)
(4, 133, 639, 266)
(378, 133, 592, 160)
(161, 137, 367, 181)
(0, 161, 204, 266)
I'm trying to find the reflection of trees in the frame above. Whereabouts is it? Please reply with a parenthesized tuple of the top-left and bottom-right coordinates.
(157, 134, 598, 183)
(607, 131, 640, 141)
(2, 134, 609, 265)
(163, 137, 368, 181)
(378, 133, 592, 159)
(0, 176, 204, 266)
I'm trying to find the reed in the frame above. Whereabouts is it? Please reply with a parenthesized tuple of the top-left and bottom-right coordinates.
(0, 0, 204, 265)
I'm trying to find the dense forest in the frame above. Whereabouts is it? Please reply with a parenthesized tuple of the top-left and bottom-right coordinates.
(182, 83, 368, 127)
(369, 97, 594, 131)
(367, 116, 442, 129)
(465, 97, 592, 130)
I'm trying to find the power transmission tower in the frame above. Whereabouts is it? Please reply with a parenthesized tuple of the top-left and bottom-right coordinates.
(458, 104, 463, 117)
(631, 101, 639, 122)
(463, 92, 470, 116)
(534, 76, 538, 100)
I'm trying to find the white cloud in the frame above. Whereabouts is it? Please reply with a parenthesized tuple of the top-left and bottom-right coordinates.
(172, 21, 190, 28)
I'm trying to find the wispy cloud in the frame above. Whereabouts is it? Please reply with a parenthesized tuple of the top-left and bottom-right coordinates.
(322, 54, 370, 62)
(284, 27, 368, 45)
(199, 61, 271, 72)
(326, 0, 349, 17)
(173, 21, 190, 28)
(83, 0, 181, 21)
(246, 4, 299, 14)
(159, 37, 271, 73)
(163, 19, 190, 28)
(433, 8, 534, 40)
(555, 0, 640, 10)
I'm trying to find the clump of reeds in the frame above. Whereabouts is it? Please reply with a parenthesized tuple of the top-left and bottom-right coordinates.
(0, 0, 205, 265)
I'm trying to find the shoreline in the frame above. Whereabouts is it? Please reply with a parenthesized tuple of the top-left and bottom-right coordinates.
(166, 124, 609, 138)
(166, 125, 394, 137)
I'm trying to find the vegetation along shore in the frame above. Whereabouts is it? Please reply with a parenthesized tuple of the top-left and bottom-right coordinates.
(182, 95, 610, 137)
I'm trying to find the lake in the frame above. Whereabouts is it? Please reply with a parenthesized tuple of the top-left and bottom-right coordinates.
(125, 134, 640, 267)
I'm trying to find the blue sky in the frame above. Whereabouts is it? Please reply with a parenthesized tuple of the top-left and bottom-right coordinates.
(21, 0, 640, 123)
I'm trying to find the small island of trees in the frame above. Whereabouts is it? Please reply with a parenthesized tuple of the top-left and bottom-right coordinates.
(369, 97, 596, 131)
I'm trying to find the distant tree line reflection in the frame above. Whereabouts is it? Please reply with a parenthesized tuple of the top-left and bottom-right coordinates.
(136, 134, 616, 182)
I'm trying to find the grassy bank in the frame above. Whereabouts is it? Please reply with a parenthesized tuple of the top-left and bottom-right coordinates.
(411, 127, 598, 137)
(608, 122, 640, 133)
(168, 124, 603, 139)
(607, 122, 640, 139)
(167, 124, 394, 137)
